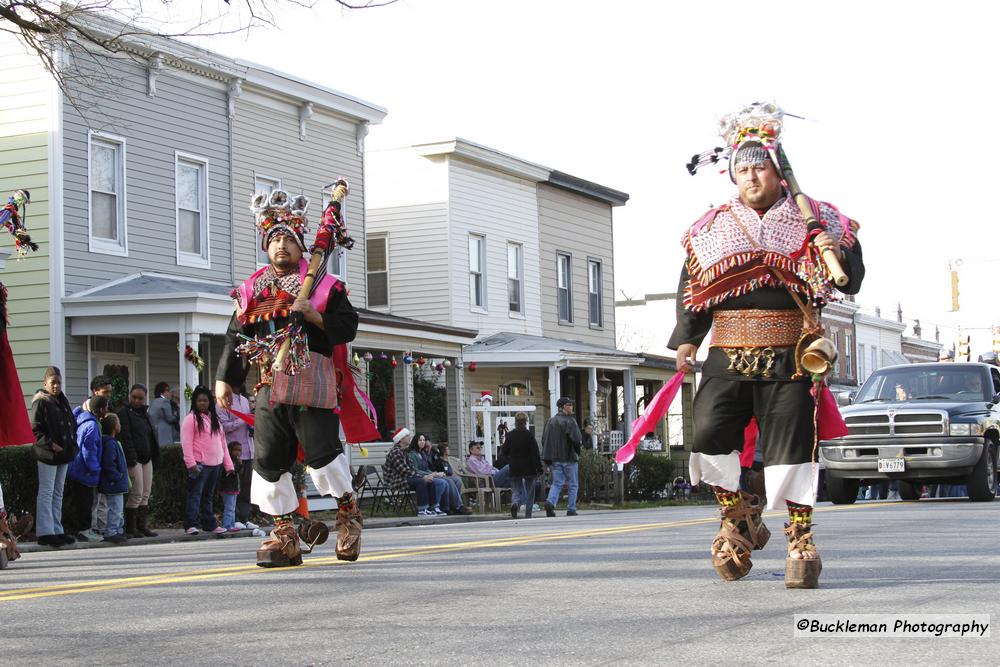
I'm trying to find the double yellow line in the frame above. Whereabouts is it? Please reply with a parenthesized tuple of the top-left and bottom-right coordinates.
(0, 504, 877, 602)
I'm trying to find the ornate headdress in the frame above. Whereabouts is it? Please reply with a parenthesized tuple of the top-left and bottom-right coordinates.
(251, 189, 310, 252)
(1, 190, 38, 258)
(686, 102, 786, 182)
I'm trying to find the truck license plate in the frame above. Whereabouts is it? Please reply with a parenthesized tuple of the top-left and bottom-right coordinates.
(877, 458, 905, 473)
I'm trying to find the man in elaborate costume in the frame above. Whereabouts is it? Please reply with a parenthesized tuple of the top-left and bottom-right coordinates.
(672, 103, 864, 588)
(216, 186, 371, 567)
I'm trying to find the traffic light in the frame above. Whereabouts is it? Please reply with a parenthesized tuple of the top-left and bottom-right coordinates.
(958, 335, 971, 362)
(993, 326, 1000, 356)
(950, 270, 960, 311)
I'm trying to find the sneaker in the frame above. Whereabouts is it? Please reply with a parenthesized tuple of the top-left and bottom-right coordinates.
(82, 529, 103, 542)
(185, 527, 200, 535)
(103, 534, 127, 544)
(545, 502, 556, 518)
(233, 522, 247, 530)
(37, 534, 62, 547)
(75, 531, 90, 542)
(510, 503, 519, 519)
(244, 521, 259, 530)
(211, 526, 226, 535)
(227, 526, 242, 533)
(566, 510, 578, 516)
(418, 509, 435, 517)
(532, 504, 541, 512)
(456, 506, 473, 515)
(59, 533, 76, 545)
(433, 507, 447, 516)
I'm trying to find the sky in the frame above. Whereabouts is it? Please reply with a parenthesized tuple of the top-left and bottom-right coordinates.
(176, 0, 999, 355)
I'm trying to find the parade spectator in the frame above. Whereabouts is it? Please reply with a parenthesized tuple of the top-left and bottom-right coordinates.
(582, 421, 595, 450)
(217, 383, 258, 529)
(466, 441, 511, 488)
(87, 375, 113, 537)
(383, 428, 446, 516)
(219, 441, 244, 532)
(118, 384, 160, 538)
(170, 389, 181, 443)
(502, 412, 543, 519)
(66, 394, 110, 541)
(541, 397, 583, 517)
(181, 386, 233, 535)
(412, 435, 471, 515)
(149, 382, 178, 446)
(31, 366, 78, 547)
(98, 414, 129, 545)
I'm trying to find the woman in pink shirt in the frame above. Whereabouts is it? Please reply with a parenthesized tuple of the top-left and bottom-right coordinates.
(181, 386, 233, 535)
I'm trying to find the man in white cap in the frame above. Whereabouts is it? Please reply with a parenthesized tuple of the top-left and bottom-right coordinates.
(383, 428, 448, 516)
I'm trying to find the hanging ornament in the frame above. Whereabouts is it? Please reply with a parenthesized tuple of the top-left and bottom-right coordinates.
(513, 386, 520, 397)
(404, 354, 413, 365)
(435, 363, 444, 372)
(391, 356, 398, 368)
(352, 351, 361, 365)
(468, 362, 477, 372)
(363, 351, 373, 362)
(443, 359, 452, 368)
(416, 356, 426, 366)
(379, 352, 388, 360)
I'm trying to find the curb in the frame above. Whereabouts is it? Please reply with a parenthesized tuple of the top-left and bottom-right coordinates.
(18, 512, 512, 553)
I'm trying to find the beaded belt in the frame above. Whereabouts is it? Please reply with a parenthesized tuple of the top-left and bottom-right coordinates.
(709, 309, 803, 349)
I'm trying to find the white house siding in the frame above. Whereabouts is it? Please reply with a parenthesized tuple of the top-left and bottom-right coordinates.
(366, 203, 450, 323)
(879, 328, 903, 355)
(447, 159, 542, 337)
(61, 56, 232, 295)
(855, 323, 880, 384)
(537, 183, 616, 347)
(232, 93, 366, 305)
(0, 34, 52, 406)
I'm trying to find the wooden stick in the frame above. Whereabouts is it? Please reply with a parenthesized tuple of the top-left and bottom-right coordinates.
(774, 146, 849, 287)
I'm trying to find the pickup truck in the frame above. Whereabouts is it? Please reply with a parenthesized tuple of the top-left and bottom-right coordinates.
(820, 362, 999, 504)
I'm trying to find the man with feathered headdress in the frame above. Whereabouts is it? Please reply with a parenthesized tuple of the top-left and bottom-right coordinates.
(673, 103, 865, 588)
(216, 187, 372, 568)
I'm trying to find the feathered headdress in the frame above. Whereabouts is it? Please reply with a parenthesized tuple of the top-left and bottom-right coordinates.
(686, 102, 786, 181)
(1, 190, 38, 258)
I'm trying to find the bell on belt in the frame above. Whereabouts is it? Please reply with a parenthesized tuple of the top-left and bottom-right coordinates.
(800, 337, 838, 375)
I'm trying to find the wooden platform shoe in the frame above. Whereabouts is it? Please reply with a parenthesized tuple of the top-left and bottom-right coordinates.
(334, 501, 363, 562)
(711, 492, 771, 581)
(296, 519, 330, 555)
(256, 523, 303, 568)
(0, 511, 31, 569)
(784, 521, 822, 589)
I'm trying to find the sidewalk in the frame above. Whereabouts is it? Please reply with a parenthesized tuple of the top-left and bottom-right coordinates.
(19, 511, 511, 553)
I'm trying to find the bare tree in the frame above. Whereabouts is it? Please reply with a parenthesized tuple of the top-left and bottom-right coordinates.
(1, 1, 396, 115)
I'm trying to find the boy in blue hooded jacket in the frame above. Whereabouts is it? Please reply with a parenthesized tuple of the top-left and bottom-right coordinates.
(98, 413, 130, 544)
(66, 395, 109, 541)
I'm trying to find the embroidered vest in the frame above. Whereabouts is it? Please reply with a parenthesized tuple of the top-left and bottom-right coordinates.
(232, 259, 339, 326)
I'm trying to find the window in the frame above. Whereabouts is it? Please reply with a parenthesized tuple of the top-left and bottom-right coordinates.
(588, 259, 603, 328)
(176, 153, 210, 267)
(833, 331, 841, 376)
(507, 242, 523, 314)
(871, 347, 878, 374)
(89, 132, 126, 255)
(469, 234, 486, 310)
(858, 343, 866, 381)
(557, 252, 572, 323)
(254, 175, 280, 265)
(845, 334, 853, 378)
(366, 234, 388, 308)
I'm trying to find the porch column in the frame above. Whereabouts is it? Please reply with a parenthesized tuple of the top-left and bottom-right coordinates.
(177, 318, 200, 423)
(547, 363, 561, 417)
(622, 367, 636, 440)
(587, 367, 598, 447)
(446, 360, 466, 449)
(394, 361, 415, 431)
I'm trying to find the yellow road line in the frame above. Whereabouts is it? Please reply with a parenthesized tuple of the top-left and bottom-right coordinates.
(0, 503, 885, 603)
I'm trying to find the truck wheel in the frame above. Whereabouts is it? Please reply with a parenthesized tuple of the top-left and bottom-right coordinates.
(967, 441, 997, 502)
(825, 475, 858, 505)
(898, 480, 922, 501)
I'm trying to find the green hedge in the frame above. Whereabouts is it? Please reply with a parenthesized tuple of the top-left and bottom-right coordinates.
(0, 444, 296, 527)
(624, 452, 674, 500)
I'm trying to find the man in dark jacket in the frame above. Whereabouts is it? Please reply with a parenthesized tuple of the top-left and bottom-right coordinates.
(501, 412, 543, 519)
(541, 397, 583, 517)
(117, 384, 159, 538)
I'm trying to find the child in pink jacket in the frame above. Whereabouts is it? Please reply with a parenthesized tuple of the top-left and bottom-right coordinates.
(181, 386, 233, 535)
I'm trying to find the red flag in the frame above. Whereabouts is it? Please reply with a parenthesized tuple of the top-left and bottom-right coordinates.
(333, 344, 380, 443)
(0, 333, 33, 447)
(813, 382, 849, 440)
(615, 372, 685, 464)
(229, 408, 254, 427)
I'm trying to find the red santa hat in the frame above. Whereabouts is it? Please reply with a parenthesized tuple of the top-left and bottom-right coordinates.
(392, 427, 412, 444)
(480, 390, 494, 404)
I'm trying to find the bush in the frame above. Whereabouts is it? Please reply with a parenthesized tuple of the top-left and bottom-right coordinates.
(577, 449, 614, 502)
(0, 444, 298, 527)
(624, 452, 674, 500)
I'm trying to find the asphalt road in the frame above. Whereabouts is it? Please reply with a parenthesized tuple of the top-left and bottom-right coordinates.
(3, 499, 997, 666)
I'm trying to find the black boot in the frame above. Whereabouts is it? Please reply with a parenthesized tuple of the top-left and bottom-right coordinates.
(124, 507, 140, 539)
(136, 506, 158, 537)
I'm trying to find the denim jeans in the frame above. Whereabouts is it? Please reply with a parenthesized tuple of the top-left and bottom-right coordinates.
(222, 493, 238, 529)
(407, 475, 445, 510)
(493, 465, 510, 489)
(36, 462, 68, 537)
(185, 464, 223, 530)
(92, 493, 108, 533)
(546, 462, 579, 512)
(105, 494, 125, 537)
(511, 475, 537, 516)
(444, 475, 464, 510)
